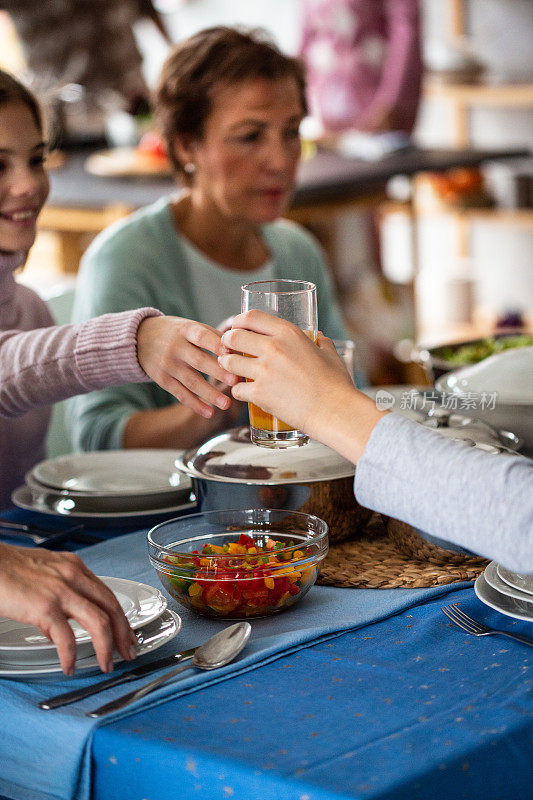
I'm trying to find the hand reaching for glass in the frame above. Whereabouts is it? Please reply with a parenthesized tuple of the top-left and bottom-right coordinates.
(136, 315, 238, 419)
(220, 310, 386, 464)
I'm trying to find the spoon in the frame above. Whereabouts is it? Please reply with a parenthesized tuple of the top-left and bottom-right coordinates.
(87, 621, 251, 718)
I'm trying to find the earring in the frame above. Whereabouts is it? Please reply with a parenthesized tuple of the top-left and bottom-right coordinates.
(184, 162, 195, 175)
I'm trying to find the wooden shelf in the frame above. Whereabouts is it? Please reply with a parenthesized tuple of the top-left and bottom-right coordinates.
(416, 206, 533, 228)
(38, 204, 131, 234)
(425, 80, 533, 107)
(381, 202, 533, 228)
(455, 207, 533, 227)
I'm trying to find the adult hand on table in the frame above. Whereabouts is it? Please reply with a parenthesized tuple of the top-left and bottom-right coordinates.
(136, 315, 239, 419)
(0, 544, 137, 676)
(220, 311, 387, 464)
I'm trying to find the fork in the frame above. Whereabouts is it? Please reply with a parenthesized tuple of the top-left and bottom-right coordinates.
(441, 603, 533, 648)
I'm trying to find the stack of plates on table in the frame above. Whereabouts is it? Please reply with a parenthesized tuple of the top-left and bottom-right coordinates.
(475, 562, 533, 622)
(0, 576, 181, 679)
(12, 450, 197, 521)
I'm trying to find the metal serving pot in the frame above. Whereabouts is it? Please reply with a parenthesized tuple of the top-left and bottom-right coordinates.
(175, 426, 372, 544)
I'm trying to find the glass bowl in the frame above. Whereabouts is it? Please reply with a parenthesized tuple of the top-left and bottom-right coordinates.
(147, 508, 328, 618)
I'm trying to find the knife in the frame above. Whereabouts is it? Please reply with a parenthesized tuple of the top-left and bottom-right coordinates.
(39, 646, 197, 709)
(0, 522, 100, 547)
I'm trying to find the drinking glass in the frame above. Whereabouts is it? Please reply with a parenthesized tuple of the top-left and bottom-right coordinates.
(241, 279, 318, 448)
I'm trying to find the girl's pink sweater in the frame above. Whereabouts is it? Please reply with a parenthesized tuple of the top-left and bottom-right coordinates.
(0, 251, 161, 508)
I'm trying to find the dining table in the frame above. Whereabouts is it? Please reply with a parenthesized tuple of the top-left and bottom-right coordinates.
(0, 502, 532, 800)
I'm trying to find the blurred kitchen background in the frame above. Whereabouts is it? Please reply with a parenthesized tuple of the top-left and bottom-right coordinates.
(0, 0, 532, 386)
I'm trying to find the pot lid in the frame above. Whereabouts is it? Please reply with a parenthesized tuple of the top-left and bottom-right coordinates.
(176, 426, 355, 485)
(364, 387, 521, 454)
(419, 407, 521, 454)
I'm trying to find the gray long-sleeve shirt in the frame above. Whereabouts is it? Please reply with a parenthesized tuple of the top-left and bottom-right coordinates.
(355, 413, 533, 573)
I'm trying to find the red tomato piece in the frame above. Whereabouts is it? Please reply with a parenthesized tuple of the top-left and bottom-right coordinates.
(269, 577, 291, 600)
(241, 586, 269, 602)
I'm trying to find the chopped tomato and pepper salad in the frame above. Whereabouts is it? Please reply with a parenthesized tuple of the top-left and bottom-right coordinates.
(160, 532, 319, 617)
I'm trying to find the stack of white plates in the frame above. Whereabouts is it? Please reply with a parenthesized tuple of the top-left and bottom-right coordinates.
(475, 562, 533, 622)
(12, 450, 196, 521)
(0, 576, 181, 679)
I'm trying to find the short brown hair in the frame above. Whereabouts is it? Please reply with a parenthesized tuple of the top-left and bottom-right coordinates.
(0, 70, 43, 133)
(154, 26, 308, 178)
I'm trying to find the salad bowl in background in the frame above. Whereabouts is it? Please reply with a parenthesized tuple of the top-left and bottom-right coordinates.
(413, 332, 533, 382)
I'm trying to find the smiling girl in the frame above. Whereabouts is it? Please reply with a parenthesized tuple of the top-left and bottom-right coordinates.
(0, 69, 238, 510)
(0, 69, 241, 673)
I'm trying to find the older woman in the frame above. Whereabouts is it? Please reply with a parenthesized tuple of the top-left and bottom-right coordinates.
(68, 26, 349, 452)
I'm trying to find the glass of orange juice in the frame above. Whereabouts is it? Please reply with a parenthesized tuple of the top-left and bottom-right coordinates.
(241, 279, 318, 448)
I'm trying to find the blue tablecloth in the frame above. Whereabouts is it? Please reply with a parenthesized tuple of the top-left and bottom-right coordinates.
(92, 586, 533, 800)
(0, 525, 476, 800)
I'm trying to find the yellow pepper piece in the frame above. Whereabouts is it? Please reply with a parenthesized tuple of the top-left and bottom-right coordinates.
(188, 582, 203, 597)
(292, 550, 304, 560)
(301, 566, 317, 583)
(276, 591, 291, 607)
(227, 543, 245, 554)
(264, 577, 275, 589)
(276, 567, 296, 577)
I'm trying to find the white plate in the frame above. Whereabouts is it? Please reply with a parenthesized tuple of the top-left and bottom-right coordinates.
(484, 562, 533, 603)
(0, 609, 181, 679)
(25, 471, 193, 514)
(0, 584, 136, 649)
(474, 572, 533, 622)
(497, 564, 533, 597)
(12, 484, 197, 521)
(0, 577, 167, 665)
(33, 450, 187, 496)
(85, 148, 172, 178)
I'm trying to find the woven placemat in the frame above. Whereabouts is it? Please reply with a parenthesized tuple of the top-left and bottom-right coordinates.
(291, 476, 373, 544)
(318, 514, 488, 589)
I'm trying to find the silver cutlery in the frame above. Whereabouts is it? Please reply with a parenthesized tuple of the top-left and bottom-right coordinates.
(0, 521, 96, 547)
(441, 603, 533, 647)
(87, 621, 251, 718)
(39, 646, 198, 710)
